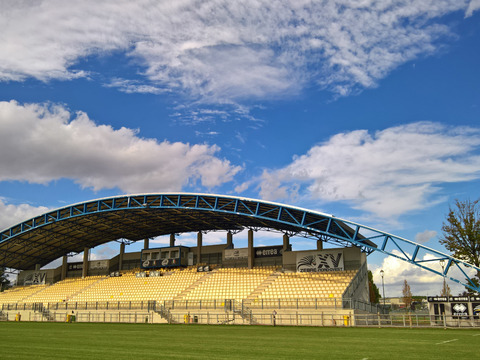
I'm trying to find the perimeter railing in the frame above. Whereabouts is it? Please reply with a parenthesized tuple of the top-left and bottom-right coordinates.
(1, 307, 479, 328)
(2, 298, 350, 311)
(0, 297, 386, 312)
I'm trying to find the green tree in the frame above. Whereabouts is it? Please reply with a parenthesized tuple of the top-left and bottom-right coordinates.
(402, 279, 412, 311)
(368, 270, 381, 303)
(439, 198, 480, 294)
(0, 267, 11, 292)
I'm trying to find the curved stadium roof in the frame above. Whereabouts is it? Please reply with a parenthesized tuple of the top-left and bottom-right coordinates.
(0, 193, 479, 292)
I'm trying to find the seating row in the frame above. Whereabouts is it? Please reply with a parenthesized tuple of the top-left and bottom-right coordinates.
(0, 267, 356, 304)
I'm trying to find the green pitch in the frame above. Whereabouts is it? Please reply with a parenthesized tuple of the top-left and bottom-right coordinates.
(1, 322, 478, 359)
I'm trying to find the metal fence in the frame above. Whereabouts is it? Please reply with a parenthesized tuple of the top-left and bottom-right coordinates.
(164, 298, 347, 310)
(0, 299, 403, 321)
(2, 309, 480, 328)
(1, 301, 156, 311)
(75, 312, 152, 324)
(0, 310, 154, 323)
(0, 298, 385, 315)
(170, 312, 480, 328)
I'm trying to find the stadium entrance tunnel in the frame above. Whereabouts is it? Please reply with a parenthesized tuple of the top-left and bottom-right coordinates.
(1, 193, 479, 292)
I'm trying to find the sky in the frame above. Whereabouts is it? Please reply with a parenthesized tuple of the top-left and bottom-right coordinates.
(1, 0, 480, 297)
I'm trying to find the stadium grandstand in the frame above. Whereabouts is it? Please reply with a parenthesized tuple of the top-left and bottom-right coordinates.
(1, 193, 479, 326)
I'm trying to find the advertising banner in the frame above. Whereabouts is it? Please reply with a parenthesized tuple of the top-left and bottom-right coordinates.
(254, 246, 284, 258)
(427, 297, 448, 303)
(224, 248, 248, 260)
(67, 262, 83, 271)
(142, 259, 177, 268)
(296, 250, 344, 272)
(23, 271, 47, 286)
(451, 302, 469, 319)
(449, 296, 469, 302)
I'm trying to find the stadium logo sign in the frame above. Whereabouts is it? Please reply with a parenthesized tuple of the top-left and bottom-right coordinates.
(254, 246, 284, 258)
(296, 251, 344, 272)
(453, 303, 467, 313)
(451, 302, 469, 318)
(224, 248, 248, 260)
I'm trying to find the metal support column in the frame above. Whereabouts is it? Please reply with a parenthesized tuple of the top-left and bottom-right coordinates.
(283, 234, 290, 252)
(248, 229, 254, 269)
(317, 240, 323, 250)
(82, 247, 89, 278)
(61, 255, 67, 280)
(119, 243, 125, 272)
(197, 232, 202, 265)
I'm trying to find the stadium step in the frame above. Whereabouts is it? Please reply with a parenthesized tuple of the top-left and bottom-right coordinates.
(172, 269, 218, 301)
(67, 276, 109, 301)
(245, 271, 281, 301)
(20, 284, 52, 302)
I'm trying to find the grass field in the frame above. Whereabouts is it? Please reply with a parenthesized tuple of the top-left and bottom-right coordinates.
(1, 322, 479, 359)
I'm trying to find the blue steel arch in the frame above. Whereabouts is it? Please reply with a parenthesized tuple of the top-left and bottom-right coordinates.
(1, 193, 479, 292)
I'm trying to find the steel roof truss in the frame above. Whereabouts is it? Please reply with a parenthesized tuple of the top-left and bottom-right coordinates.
(1, 193, 479, 292)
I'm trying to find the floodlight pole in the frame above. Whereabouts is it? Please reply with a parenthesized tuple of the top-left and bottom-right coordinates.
(440, 259, 446, 295)
(380, 269, 385, 309)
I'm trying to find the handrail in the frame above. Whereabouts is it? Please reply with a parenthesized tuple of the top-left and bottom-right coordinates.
(343, 262, 367, 299)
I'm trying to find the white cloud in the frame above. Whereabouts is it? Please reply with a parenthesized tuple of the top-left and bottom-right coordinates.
(105, 78, 167, 95)
(259, 122, 480, 220)
(195, 131, 220, 137)
(372, 251, 476, 297)
(0, 0, 472, 103)
(171, 104, 261, 125)
(466, 0, 480, 17)
(234, 181, 251, 194)
(415, 230, 438, 244)
(372, 255, 441, 297)
(0, 100, 241, 192)
(0, 198, 49, 230)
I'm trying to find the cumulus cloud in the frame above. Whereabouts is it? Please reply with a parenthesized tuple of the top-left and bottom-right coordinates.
(372, 251, 477, 296)
(372, 255, 441, 297)
(415, 230, 438, 244)
(0, 0, 472, 103)
(0, 100, 241, 192)
(259, 122, 480, 220)
(0, 198, 49, 230)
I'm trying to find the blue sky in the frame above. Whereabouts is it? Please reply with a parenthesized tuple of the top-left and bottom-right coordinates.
(1, 1, 480, 296)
